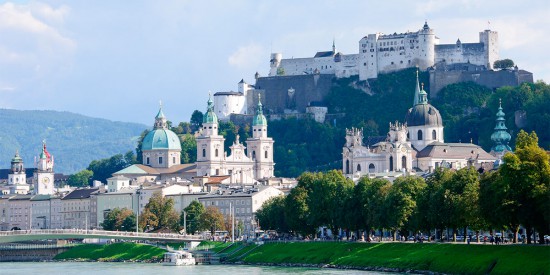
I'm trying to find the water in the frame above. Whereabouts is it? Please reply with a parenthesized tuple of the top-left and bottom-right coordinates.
(0, 262, 390, 275)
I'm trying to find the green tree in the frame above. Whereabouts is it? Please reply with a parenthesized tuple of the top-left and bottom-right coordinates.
(383, 176, 426, 240)
(190, 110, 203, 131)
(500, 130, 550, 244)
(67, 169, 93, 187)
(135, 130, 150, 164)
(87, 152, 134, 183)
(180, 134, 197, 164)
(181, 200, 205, 234)
(101, 208, 136, 231)
(198, 206, 224, 236)
(353, 177, 391, 239)
(493, 59, 515, 70)
(139, 192, 179, 232)
(256, 196, 288, 233)
(285, 186, 313, 237)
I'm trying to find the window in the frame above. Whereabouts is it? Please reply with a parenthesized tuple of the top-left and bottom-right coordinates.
(146, 157, 150, 165)
(252, 151, 256, 159)
(202, 149, 206, 158)
(432, 130, 437, 140)
(402, 156, 407, 169)
(173, 157, 176, 164)
(357, 164, 361, 172)
(345, 160, 350, 174)
(264, 151, 268, 159)
(159, 157, 163, 164)
(215, 149, 219, 157)
(418, 130, 423, 140)
(389, 156, 394, 171)
(216, 169, 219, 175)
(369, 163, 375, 173)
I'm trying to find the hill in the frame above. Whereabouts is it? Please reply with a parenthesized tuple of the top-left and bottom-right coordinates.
(0, 109, 146, 174)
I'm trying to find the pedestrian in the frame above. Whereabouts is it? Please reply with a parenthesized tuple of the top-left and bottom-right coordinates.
(467, 235, 471, 245)
(490, 235, 494, 245)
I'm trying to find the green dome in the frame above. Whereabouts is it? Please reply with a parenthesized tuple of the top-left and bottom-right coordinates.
(203, 96, 218, 124)
(11, 152, 23, 163)
(142, 128, 181, 151)
(253, 98, 267, 126)
(491, 101, 512, 152)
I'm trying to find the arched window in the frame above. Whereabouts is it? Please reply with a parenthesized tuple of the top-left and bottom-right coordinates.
(159, 157, 163, 164)
(252, 151, 256, 159)
(202, 149, 206, 158)
(369, 163, 375, 173)
(389, 156, 394, 171)
(402, 156, 407, 169)
(345, 160, 350, 174)
(265, 151, 268, 159)
(357, 164, 361, 172)
(146, 157, 150, 165)
(215, 149, 219, 157)
(418, 130, 423, 140)
(432, 130, 436, 140)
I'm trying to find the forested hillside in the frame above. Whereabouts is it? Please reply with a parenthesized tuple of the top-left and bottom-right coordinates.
(0, 109, 145, 174)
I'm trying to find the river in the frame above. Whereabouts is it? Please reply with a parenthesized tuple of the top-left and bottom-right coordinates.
(0, 262, 392, 274)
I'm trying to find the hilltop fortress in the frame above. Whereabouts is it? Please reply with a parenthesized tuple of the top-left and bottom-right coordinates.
(269, 21, 498, 80)
(214, 22, 531, 123)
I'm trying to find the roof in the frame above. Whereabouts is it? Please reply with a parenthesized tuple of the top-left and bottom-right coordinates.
(9, 195, 32, 201)
(142, 128, 181, 151)
(435, 42, 485, 51)
(214, 91, 243, 96)
(113, 164, 159, 175)
(107, 175, 131, 181)
(205, 175, 231, 184)
(155, 163, 196, 175)
(62, 188, 99, 200)
(406, 104, 443, 127)
(416, 142, 497, 160)
(314, 51, 334, 58)
(199, 185, 280, 199)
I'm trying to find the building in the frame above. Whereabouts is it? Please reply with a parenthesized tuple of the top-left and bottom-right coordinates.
(196, 95, 275, 183)
(343, 72, 496, 179)
(7, 151, 30, 195)
(33, 142, 55, 195)
(61, 188, 99, 229)
(198, 185, 283, 235)
(269, 22, 499, 80)
(91, 189, 135, 229)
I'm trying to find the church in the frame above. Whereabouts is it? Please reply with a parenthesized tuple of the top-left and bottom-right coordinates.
(114, 95, 275, 186)
(343, 72, 498, 179)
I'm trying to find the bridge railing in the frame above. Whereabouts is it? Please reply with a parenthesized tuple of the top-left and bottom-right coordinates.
(0, 243, 78, 250)
(0, 229, 203, 240)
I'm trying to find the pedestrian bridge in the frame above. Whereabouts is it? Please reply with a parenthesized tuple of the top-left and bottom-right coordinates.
(0, 229, 203, 243)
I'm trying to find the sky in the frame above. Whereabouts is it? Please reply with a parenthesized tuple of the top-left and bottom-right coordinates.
(0, 0, 548, 125)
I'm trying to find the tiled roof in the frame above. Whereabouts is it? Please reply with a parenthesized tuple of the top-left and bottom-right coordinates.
(62, 188, 99, 200)
(416, 142, 496, 160)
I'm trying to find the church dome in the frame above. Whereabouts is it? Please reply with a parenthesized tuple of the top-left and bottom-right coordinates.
(203, 96, 218, 124)
(253, 95, 267, 126)
(142, 128, 181, 151)
(406, 103, 443, 127)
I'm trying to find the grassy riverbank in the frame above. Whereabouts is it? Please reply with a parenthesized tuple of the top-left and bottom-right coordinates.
(54, 243, 165, 262)
(237, 242, 550, 275)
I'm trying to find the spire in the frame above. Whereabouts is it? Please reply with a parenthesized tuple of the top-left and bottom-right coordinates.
(40, 140, 47, 159)
(253, 94, 267, 127)
(491, 98, 512, 153)
(155, 100, 165, 119)
(332, 38, 336, 53)
(203, 92, 218, 124)
(413, 70, 420, 106)
(154, 100, 168, 129)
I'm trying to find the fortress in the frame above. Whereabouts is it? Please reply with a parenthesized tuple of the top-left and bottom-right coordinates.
(268, 21, 498, 80)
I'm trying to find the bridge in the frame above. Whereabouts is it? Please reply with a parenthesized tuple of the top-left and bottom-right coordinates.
(0, 229, 203, 243)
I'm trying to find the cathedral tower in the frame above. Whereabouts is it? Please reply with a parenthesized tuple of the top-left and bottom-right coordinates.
(196, 95, 226, 176)
(34, 142, 55, 195)
(405, 71, 444, 151)
(246, 95, 275, 179)
(8, 151, 26, 186)
(490, 99, 512, 158)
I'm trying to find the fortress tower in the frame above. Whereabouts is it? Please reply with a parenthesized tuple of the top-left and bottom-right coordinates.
(479, 29, 499, 69)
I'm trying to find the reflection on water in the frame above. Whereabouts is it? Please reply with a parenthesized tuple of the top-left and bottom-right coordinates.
(0, 262, 392, 275)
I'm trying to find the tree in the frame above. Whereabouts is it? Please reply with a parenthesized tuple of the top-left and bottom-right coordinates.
(139, 192, 179, 232)
(135, 130, 150, 164)
(180, 134, 197, 164)
(181, 200, 205, 234)
(354, 178, 391, 238)
(87, 152, 135, 183)
(500, 130, 550, 244)
(285, 186, 313, 237)
(383, 176, 426, 240)
(67, 169, 93, 187)
(256, 196, 288, 233)
(101, 208, 136, 231)
(493, 59, 515, 70)
(198, 206, 224, 236)
(190, 110, 203, 131)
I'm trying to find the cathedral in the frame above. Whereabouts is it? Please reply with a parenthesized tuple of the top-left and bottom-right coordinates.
(196, 94, 274, 183)
(343, 72, 498, 179)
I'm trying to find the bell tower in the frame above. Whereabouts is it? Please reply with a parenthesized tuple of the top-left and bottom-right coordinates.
(34, 141, 55, 195)
(196, 94, 226, 176)
(246, 95, 275, 179)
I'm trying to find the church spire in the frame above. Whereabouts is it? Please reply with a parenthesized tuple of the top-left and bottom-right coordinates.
(332, 38, 336, 53)
(490, 99, 512, 153)
(154, 100, 168, 129)
(203, 92, 218, 124)
(413, 70, 421, 106)
(253, 94, 267, 127)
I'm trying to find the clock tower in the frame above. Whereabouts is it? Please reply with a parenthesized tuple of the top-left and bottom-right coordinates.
(34, 141, 55, 195)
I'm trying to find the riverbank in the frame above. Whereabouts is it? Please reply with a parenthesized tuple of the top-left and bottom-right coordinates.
(54, 243, 165, 262)
(227, 242, 550, 275)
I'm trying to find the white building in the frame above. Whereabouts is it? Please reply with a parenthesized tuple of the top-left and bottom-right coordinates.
(343, 72, 496, 179)
(7, 152, 30, 195)
(61, 188, 98, 229)
(33, 142, 55, 195)
(269, 22, 498, 80)
(196, 95, 275, 183)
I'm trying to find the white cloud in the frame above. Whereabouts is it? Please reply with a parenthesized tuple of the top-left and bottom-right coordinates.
(0, 2, 76, 107)
(228, 43, 264, 69)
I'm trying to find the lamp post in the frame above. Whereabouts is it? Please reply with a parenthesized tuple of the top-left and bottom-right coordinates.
(136, 187, 141, 233)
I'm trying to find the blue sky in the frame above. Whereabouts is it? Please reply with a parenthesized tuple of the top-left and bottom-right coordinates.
(0, 0, 548, 125)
